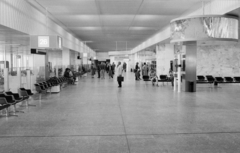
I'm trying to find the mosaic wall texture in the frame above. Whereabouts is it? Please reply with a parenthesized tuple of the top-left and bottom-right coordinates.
(197, 44, 240, 76)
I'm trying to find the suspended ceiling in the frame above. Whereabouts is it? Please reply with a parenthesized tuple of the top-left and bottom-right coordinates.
(31, 0, 204, 52)
(0, 25, 29, 47)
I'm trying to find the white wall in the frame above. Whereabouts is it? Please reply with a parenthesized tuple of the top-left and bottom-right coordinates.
(62, 49, 70, 67)
(97, 52, 109, 61)
(156, 44, 174, 76)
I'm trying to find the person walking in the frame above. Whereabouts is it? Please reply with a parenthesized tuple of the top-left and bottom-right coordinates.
(100, 62, 105, 79)
(112, 62, 116, 75)
(97, 62, 101, 78)
(142, 63, 148, 80)
(123, 62, 127, 72)
(108, 63, 113, 79)
(116, 62, 123, 88)
(106, 62, 109, 73)
(91, 63, 96, 78)
(169, 68, 174, 87)
(135, 62, 140, 80)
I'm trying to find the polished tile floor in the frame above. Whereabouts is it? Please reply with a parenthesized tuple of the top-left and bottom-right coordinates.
(1, 72, 240, 153)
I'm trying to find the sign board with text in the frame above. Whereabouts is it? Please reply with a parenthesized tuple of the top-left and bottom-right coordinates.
(30, 35, 63, 49)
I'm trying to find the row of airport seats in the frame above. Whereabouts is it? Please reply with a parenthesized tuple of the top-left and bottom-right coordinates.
(0, 88, 34, 117)
(197, 75, 240, 84)
(143, 75, 172, 85)
(34, 77, 68, 93)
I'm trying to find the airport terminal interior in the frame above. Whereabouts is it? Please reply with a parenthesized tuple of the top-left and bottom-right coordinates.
(1, 0, 240, 152)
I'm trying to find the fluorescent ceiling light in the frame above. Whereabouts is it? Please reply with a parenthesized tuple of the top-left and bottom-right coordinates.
(130, 27, 156, 30)
(72, 27, 101, 30)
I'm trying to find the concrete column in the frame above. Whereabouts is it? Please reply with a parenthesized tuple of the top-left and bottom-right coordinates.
(183, 41, 197, 92)
(17, 67, 22, 88)
(173, 58, 177, 92)
(62, 49, 70, 67)
(4, 68, 9, 91)
(177, 54, 182, 93)
(26, 70, 31, 90)
(83, 53, 88, 65)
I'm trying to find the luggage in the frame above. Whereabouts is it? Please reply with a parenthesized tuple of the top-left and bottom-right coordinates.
(143, 75, 149, 81)
(117, 76, 124, 82)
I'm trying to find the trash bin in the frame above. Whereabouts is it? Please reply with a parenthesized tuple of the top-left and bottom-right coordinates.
(189, 81, 194, 92)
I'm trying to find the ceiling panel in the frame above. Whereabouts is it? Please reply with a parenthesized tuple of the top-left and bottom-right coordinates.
(30, 0, 205, 52)
(101, 15, 135, 26)
(37, 0, 98, 15)
(97, 0, 142, 15)
(0, 25, 29, 47)
(140, 0, 203, 15)
(132, 15, 176, 27)
(55, 15, 101, 27)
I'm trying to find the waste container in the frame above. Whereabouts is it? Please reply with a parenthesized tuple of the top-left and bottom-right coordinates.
(186, 81, 195, 92)
(189, 81, 194, 92)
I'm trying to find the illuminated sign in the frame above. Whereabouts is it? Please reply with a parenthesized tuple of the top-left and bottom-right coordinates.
(38, 36, 49, 48)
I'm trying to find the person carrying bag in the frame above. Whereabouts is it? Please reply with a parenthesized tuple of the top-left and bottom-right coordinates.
(116, 62, 124, 88)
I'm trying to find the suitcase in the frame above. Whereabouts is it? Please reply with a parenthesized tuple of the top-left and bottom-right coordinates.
(117, 76, 124, 82)
(143, 75, 149, 81)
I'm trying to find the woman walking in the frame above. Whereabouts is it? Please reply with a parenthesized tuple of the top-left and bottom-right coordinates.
(116, 62, 123, 88)
(91, 63, 96, 78)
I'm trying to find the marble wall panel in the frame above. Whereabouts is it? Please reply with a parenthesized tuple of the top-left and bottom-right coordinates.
(197, 44, 240, 76)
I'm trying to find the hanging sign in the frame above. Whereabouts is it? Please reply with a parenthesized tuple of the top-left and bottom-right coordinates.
(30, 35, 63, 49)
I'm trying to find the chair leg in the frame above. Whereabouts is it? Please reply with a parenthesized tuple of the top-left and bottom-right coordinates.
(4, 108, 9, 117)
(15, 104, 24, 113)
(8, 106, 18, 117)
(27, 98, 36, 107)
(20, 98, 31, 107)
(0, 110, 5, 117)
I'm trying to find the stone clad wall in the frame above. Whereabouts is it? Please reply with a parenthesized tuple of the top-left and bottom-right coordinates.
(156, 44, 174, 76)
(197, 44, 240, 77)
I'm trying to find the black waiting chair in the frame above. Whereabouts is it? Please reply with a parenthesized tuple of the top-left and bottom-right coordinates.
(197, 76, 206, 82)
(159, 75, 168, 85)
(205, 75, 216, 87)
(224, 77, 234, 83)
(143, 76, 150, 81)
(234, 77, 240, 82)
(215, 77, 224, 83)
(5, 91, 25, 113)
(18, 88, 35, 107)
(0, 97, 11, 117)
(0, 94, 18, 117)
(206, 75, 215, 83)
(35, 84, 47, 93)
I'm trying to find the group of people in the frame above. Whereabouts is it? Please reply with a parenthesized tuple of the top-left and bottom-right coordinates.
(134, 62, 174, 86)
(90, 61, 126, 88)
(134, 62, 159, 86)
(90, 62, 116, 79)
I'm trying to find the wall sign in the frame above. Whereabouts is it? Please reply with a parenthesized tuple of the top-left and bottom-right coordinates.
(38, 36, 49, 48)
